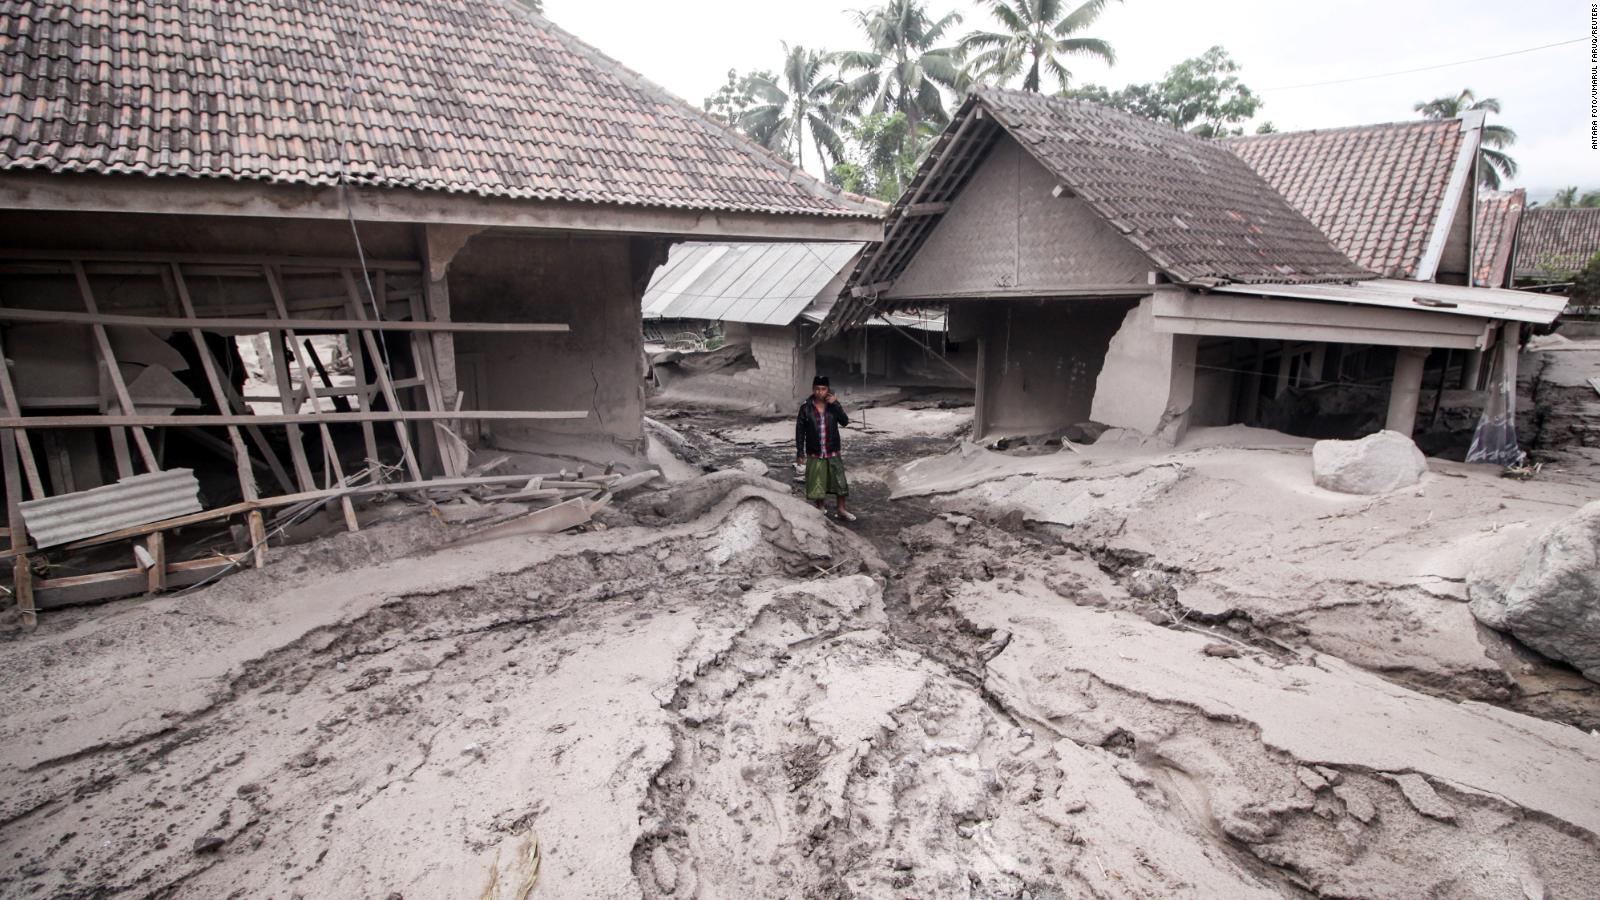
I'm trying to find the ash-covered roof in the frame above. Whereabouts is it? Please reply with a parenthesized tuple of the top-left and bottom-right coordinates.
(1223, 117, 1477, 280)
(0, 0, 882, 219)
(1473, 189, 1525, 287)
(820, 88, 1370, 339)
(1514, 207, 1600, 279)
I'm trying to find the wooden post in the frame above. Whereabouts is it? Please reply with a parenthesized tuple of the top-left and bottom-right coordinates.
(166, 264, 260, 503)
(145, 532, 166, 593)
(1274, 341, 1293, 398)
(263, 266, 359, 531)
(2, 428, 34, 628)
(343, 268, 423, 482)
(0, 333, 45, 499)
(255, 268, 317, 492)
(72, 261, 159, 473)
(247, 509, 268, 569)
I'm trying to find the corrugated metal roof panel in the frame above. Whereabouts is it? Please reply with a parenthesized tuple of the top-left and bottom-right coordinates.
(640, 242, 865, 325)
(20, 469, 203, 548)
(1212, 279, 1565, 324)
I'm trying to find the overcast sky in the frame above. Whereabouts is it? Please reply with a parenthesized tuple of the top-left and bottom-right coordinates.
(544, 0, 1592, 199)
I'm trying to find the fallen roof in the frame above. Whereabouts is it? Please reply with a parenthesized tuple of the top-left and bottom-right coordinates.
(1224, 116, 1480, 281)
(1211, 278, 1566, 325)
(642, 243, 864, 326)
(0, 1, 881, 220)
(820, 88, 1372, 339)
(1513, 207, 1600, 279)
(1473, 189, 1526, 288)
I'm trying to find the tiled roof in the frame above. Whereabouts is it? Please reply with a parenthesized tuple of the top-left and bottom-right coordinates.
(817, 90, 1370, 339)
(1223, 118, 1471, 279)
(0, 0, 882, 219)
(977, 90, 1370, 286)
(1473, 189, 1525, 287)
(1514, 207, 1600, 279)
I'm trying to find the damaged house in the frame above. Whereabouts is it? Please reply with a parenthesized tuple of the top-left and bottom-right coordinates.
(821, 89, 1561, 446)
(0, 0, 879, 619)
(641, 241, 970, 408)
(1510, 206, 1600, 308)
(1473, 189, 1527, 289)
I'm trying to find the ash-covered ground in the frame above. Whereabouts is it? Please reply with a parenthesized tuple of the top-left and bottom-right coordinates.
(1, 384, 1598, 899)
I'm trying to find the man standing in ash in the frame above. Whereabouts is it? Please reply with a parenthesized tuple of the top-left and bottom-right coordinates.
(795, 375, 856, 521)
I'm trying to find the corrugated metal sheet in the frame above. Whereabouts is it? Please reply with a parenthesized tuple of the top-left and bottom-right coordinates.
(1212, 279, 1565, 325)
(21, 469, 203, 548)
(641, 242, 864, 326)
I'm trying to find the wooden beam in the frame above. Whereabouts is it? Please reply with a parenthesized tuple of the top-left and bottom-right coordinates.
(145, 532, 166, 593)
(167, 264, 260, 502)
(0, 336, 46, 499)
(257, 284, 318, 493)
(2, 427, 35, 628)
(901, 202, 951, 217)
(265, 266, 359, 530)
(55, 471, 620, 551)
(0, 172, 887, 243)
(343, 268, 423, 482)
(0, 248, 421, 271)
(0, 307, 567, 334)
(34, 555, 244, 609)
(72, 261, 159, 473)
(0, 410, 589, 428)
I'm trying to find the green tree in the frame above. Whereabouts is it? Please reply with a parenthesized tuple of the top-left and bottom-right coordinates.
(959, 0, 1120, 94)
(742, 44, 849, 170)
(1414, 89, 1517, 189)
(1572, 251, 1600, 306)
(1543, 187, 1600, 208)
(835, 0, 962, 190)
(1064, 47, 1261, 137)
(704, 69, 775, 128)
(829, 111, 929, 201)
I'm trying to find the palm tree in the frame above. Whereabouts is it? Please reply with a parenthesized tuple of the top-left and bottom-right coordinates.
(1413, 89, 1518, 189)
(742, 44, 849, 171)
(1549, 186, 1579, 207)
(835, 0, 963, 185)
(959, 0, 1120, 94)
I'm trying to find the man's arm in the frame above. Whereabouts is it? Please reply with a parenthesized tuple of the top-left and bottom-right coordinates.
(830, 400, 849, 428)
(796, 407, 807, 461)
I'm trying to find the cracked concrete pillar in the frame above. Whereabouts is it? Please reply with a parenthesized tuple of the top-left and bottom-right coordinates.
(1386, 347, 1431, 436)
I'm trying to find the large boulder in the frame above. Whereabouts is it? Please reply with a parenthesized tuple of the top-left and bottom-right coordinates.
(1471, 501, 1600, 682)
(1311, 430, 1427, 495)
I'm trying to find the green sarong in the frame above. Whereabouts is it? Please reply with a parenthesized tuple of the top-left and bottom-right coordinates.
(804, 456, 848, 501)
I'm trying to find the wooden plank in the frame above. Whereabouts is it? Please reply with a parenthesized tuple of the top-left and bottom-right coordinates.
(72, 261, 159, 472)
(0, 248, 422, 271)
(247, 510, 268, 569)
(265, 266, 359, 531)
(0, 410, 589, 428)
(34, 555, 243, 608)
(145, 532, 166, 593)
(406, 289, 460, 478)
(0, 333, 46, 498)
(259, 267, 319, 492)
(344, 269, 423, 482)
(902, 201, 952, 217)
(167, 264, 260, 502)
(0, 306, 566, 334)
(3, 427, 35, 627)
(214, 376, 297, 495)
(54, 471, 610, 551)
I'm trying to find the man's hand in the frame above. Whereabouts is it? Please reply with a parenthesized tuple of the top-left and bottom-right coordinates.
(824, 391, 837, 404)
(795, 456, 805, 466)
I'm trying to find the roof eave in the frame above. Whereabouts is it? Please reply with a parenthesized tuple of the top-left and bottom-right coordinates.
(0, 171, 886, 242)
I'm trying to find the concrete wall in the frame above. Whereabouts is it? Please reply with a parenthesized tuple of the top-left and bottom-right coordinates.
(450, 232, 647, 453)
(888, 135, 1152, 300)
(731, 323, 814, 408)
(1090, 293, 1198, 443)
(958, 299, 1137, 439)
